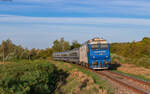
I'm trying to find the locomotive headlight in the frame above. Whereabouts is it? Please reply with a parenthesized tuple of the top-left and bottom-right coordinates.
(93, 56, 95, 58)
(105, 56, 108, 58)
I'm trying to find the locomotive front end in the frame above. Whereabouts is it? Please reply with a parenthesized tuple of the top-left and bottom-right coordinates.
(88, 38, 111, 69)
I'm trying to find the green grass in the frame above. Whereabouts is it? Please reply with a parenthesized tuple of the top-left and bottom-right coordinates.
(50, 60, 114, 94)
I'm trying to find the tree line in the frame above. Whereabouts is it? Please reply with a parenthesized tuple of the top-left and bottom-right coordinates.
(111, 37, 150, 59)
(0, 38, 81, 62)
(1, 37, 150, 62)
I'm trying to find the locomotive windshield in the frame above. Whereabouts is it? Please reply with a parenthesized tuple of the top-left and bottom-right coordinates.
(91, 44, 99, 50)
(91, 44, 108, 50)
(100, 44, 108, 50)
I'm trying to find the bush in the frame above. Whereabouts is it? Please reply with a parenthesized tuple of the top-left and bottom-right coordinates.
(0, 60, 64, 94)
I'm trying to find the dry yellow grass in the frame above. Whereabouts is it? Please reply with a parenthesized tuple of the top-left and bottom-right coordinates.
(64, 63, 72, 68)
(118, 64, 150, 79)
(0, 62, 12, 64)
(55, 69, 107, 94)
(51, 60, 113, 94)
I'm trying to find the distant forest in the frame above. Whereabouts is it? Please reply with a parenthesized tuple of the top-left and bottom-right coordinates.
(0, 38, 81, 61)
(0, 37, 150, 66)
(111, 37, 150, 59)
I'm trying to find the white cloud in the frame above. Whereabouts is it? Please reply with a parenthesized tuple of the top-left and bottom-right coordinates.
(1, 15, 150, 27)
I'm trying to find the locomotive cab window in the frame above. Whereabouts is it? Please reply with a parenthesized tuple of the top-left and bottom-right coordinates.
(100, 44, 108, 50)
(91, 44, 99, 50)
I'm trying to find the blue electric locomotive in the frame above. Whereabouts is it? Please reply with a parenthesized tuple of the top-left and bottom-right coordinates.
(53, 37, 111, 69)
(88, 39, 111, 69)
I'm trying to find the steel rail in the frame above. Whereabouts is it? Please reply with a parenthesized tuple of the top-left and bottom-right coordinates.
(96, 71, 149, 94)
(107, 71, 150, 86)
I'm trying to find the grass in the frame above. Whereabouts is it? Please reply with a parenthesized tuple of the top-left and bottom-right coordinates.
(111, 53, 150, 68)
(112, 70, 150, 82)
(50, 60, 114, 94)
(111, 54, 150, 82)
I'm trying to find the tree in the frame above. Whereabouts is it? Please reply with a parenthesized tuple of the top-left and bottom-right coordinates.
(62, 41, 70, 51)
(59, 37, 70, 51)
(70, 40, 81, 50)
(39, 48, 53, 59)
(0, 39, 18, 61)
(29, 48, 37, 60)
(1, 41, 5, 63)
(52, 38, 70, 52)
(52, 40, 61, 52)
(110, 37, 150, 58)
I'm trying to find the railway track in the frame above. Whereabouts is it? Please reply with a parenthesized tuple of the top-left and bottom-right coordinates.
(105, 71, 150, 93)
(77, 64, 150, 94)
(97, 71, 150, 94)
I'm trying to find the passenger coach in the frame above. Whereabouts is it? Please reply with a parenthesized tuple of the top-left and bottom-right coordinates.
(53, 38, 111, 69)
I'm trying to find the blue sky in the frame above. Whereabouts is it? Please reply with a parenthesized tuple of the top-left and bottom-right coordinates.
(0, 0, 150, 49)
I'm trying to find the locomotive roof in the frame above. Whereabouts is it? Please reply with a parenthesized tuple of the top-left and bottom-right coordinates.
(87, 37, 108, 44)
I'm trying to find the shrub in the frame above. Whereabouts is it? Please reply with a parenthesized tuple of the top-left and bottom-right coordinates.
(0, 60, 64, 94)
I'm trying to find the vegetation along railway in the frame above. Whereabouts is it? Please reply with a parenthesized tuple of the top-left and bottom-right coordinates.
(53, 37, 150, 94)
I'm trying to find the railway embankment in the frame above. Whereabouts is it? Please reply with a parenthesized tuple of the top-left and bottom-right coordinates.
(51, 60, 150, 94)
(50, 60, 114, 94)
